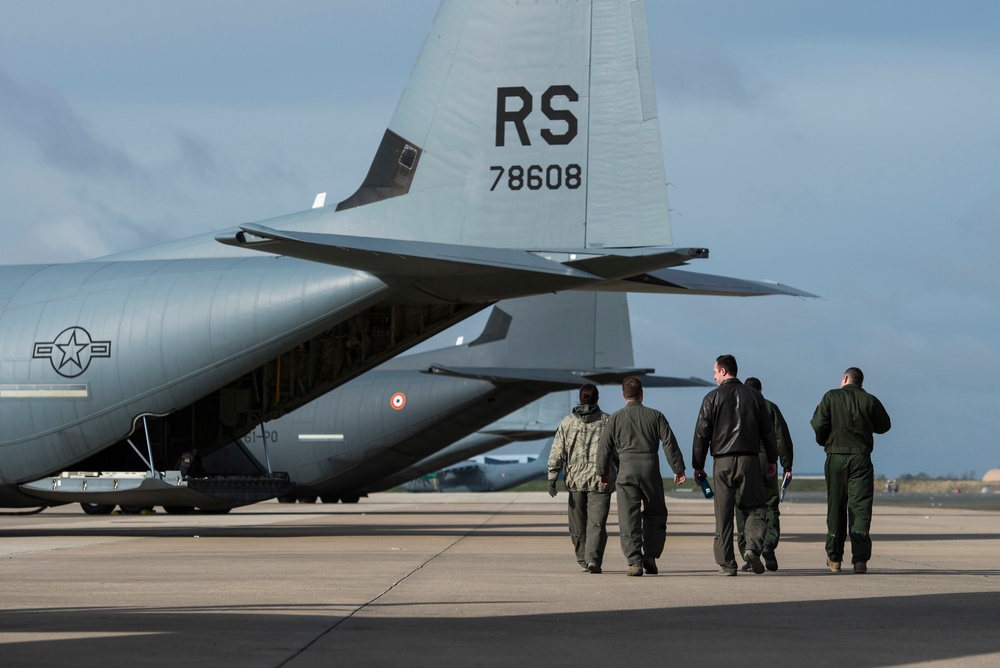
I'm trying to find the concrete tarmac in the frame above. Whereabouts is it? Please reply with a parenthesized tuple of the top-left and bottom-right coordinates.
(1, 492, 998, 667)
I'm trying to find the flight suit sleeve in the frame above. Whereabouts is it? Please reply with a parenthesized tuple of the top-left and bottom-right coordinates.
(872, 397, 891, 435)
(658, 413, 686, 475)
(811, 391, 832, 446)
(770, 402, 794, 471)
(756, 393, 778, 464)
(596, 418, 613, 477)
(548, 418, 568, 482)
(691, 394, 713, 470)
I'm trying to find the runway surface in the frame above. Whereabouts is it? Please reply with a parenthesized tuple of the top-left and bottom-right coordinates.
(2, 493, 998, 667)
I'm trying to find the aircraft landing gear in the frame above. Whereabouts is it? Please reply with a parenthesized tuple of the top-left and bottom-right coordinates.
(80, 502, 115, 515)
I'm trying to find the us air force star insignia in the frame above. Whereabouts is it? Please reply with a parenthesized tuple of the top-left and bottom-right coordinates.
(33, 327, 112, 378)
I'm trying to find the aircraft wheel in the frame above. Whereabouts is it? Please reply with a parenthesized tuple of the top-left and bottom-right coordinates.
(298, 496, 318, 504)
(320, 495, 340, 504)
(163, 506, 195, 514)
(80, 502, 115, 515)
(120, 505, 155, 515)
(341, 493, 361, 504)
(277, 494, 297, 504)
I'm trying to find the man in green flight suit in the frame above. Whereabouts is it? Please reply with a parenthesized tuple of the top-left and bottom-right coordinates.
(736, 377, 793, 572)
(596, 376, 687, 576)
(811, 367, 891, 574)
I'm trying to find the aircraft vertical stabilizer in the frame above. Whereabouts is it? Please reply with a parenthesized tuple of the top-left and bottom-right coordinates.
(333, 0, 672, 250)
(380, 291, 635, 373)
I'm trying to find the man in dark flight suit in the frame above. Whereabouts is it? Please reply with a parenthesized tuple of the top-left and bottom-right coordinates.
(812, 366, 891, 574)
(692, 355, 777, 576)
(736, 377, 794, 572)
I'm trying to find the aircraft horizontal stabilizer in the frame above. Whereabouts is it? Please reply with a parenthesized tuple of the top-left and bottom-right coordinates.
(607, 268, 818, 297)
(219, 224, 595, 279)
(565, 247, 709, 279)
(216, 226, 730, 301)
(475, 429, 556, 442)
(426, 365, 657, 387)
(639, 375, 714, 388)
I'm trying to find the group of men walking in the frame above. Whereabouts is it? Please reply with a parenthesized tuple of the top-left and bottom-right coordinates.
(547, 355, 891, 576)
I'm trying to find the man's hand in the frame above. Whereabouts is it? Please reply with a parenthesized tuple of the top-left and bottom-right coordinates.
(599, 475, 609, 487)
(548, 480, 558, 497)
(694, 468, 706, 482)
(674, 472, 686, 486)
(783, 470, 793, 484)
(766, 463, 777, 479)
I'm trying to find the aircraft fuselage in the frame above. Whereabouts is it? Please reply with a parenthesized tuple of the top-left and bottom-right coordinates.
(0, 257, 482, 505)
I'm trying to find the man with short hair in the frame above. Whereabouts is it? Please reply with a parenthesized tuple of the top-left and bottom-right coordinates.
(692, 355, 777, 576)
(596, 376, 686, 576)
(548, 384, 612, 573)
(736, 376, 793, 571)
(811, 367, 891, 574)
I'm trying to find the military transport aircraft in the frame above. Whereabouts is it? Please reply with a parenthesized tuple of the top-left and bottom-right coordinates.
(28, 290, 707, 511)
(237, 291, 710, 506)
(0, 0, 810, 509)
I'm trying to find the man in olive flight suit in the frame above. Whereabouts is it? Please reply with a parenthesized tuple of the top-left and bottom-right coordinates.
(596, 376, 687, 577)
(736, 377, 794, 572)
(548, 384, 613, 574)
(811, 367, 891, 574)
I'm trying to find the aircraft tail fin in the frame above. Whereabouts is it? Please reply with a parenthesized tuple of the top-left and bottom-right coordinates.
(384, 291, 634, 373)
(535, 438, 554, 466)
(329, 0, 672, 251)
(479, 393, 569, 440)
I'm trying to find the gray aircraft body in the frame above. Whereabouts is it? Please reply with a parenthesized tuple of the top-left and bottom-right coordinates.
(366, 367, 713, 496)
(401, 440, 554, 494)
(234, 291, 708, 505)
(1, 0, 810, 509)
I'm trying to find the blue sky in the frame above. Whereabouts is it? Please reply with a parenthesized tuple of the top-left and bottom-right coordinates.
(1, 1, 998, 478)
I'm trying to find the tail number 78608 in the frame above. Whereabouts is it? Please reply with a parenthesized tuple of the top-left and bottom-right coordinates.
(489, 164, 582, 192)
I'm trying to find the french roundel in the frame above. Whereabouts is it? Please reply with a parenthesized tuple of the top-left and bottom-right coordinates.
(390, 392, 406, 410)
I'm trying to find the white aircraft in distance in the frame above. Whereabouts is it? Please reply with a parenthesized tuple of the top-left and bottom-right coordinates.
(401, 441, 554, 494)
(370, 394, 576, 498)
(0, 0, 812, 509)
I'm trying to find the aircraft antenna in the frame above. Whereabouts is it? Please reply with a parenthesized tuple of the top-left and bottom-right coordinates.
(260, 423, 273, 474)
(143, 416, 158, 479)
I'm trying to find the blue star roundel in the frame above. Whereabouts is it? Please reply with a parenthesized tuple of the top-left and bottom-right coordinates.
(33, 327, 112, 378)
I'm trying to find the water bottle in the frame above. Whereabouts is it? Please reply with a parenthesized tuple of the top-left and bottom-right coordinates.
(696, 472, 714, 499)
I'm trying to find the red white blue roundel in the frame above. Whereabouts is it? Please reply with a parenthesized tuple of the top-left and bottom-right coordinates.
(390, 392, 406, 410)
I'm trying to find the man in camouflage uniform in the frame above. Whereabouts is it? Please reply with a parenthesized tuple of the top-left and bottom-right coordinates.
(736, 377, 794, 572)
(548, 384, 613, 573)
(811, 367, 891, 574)
(596, 376, 686, 577)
